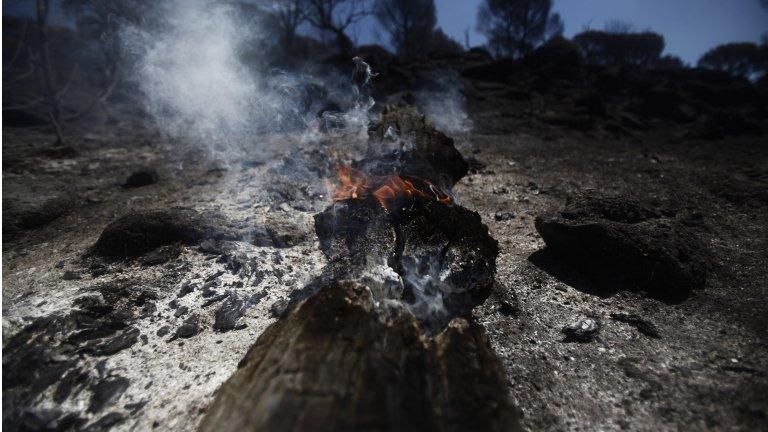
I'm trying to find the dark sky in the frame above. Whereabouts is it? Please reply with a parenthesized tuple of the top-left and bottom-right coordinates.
(5, 0, 767, 64)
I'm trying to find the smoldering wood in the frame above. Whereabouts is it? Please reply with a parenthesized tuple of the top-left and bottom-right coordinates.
(361, 104, 469, 187)
(199, 104, 516, 431)
(198, 282, 521, 432)
(312, 196, 499, 324)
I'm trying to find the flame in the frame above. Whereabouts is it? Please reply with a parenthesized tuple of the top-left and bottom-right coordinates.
(332, 166, 452, 211)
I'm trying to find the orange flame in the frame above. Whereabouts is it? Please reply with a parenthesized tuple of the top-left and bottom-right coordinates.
(332, 166, 452, 211)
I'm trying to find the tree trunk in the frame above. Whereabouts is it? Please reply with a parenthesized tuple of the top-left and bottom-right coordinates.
(333, 28, 355, 57)
(35, 0, 61, 123)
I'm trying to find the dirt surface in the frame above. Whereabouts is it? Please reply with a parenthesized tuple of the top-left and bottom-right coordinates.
(4, 69, 768, 430)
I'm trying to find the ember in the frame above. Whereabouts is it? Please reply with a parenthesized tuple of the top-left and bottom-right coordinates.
(331, 165, 452, 211)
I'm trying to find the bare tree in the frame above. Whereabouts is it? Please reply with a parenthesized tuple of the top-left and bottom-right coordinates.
(306, 0, 369, 55)
(266, 0, 307, 50)
(374, 0, 436, 58)
(35, 0, 62, 127)
(62, 0, 146, 120)
(476, 0, 562, 58)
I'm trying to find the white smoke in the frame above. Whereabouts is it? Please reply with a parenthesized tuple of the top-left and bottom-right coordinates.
(399, 253, 454, 330)
(120, 1, 380, 162)
(120, 0, 265, 158)
(415, 70, 473, 137)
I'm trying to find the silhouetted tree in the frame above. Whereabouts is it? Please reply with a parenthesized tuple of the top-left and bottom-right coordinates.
(429, 27, 465, 55)
(265, 0, 307, 51)
(574, 30, 665, 66)
(603, 19, 633, 34)
(374, 0, 436, 58)
(306, 0, 370, 56)
(698, 42, 766, 78)
(476, 0, 563, 58)
(655, 54, 685, 69)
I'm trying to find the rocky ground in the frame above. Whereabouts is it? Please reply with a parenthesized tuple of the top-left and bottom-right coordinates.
(4, 52, 768, 430)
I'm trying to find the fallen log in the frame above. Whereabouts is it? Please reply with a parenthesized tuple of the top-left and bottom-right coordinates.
(199, 282, 521, 432)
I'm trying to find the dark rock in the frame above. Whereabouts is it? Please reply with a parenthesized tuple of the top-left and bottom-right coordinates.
(123, 169, 159, 188)
(86, 327, 140, 356)
(156, 326, 171, 337)
(3, 195, 73, 240)
(63, 270, 81, 280)
(124, 401, 148, 414)
(202, 294, 227, 308)
(248, 291, 268, 306)
(534, 193, 708, 302)
(213, 294, 246, 331)
(174, 314, 200, 339)
(93, 208, 239, 257)
(177, 283, 194, 298)
(562, 315, 601, 342)
(174, 306, 189, 317)
(88, 376, 129, 413)
(201, 281, 218, 298)
(610, 313, 661, 338)
(494, 212, 515, 221)
(205, 270, 225, 282)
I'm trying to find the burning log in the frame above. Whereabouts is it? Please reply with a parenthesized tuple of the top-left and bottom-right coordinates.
(359, 104, 469, 188)
(332, 165, 453, 212)
(199, 282, 521, 432)
(313, 195, 499, 330)
(200, 105, 518, 431)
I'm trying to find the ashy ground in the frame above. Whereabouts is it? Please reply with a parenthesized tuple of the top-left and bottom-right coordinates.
(3, 84, 768, 431)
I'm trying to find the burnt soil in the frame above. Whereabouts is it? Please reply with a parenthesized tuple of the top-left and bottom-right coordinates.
(4, 62, 768, 430)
